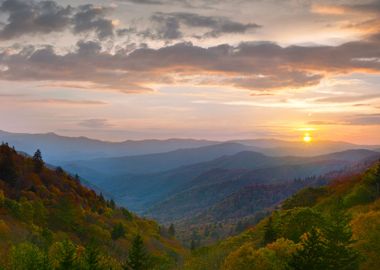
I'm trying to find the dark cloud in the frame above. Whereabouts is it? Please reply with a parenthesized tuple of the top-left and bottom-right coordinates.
(150, 13, 182, 39)
(150, 12, 261, 40)
(1, 33, 380, 93)
(345, 1, 380, 14)
(0, 0, 72, 39)
(117, 27, 137, 37)
(72, 4, 114, 39)
(0, 0, 115, 40)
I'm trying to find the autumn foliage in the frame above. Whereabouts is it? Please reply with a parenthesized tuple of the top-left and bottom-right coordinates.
(185, 160, 380, 270)
(0, 143, 185, 269)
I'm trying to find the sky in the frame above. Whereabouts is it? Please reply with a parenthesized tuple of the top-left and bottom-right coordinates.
(0, 0, 380, 143)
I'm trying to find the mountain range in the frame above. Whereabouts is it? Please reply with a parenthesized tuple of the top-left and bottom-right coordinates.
(1, 130, 380, 243)
(0, 130, 217, 163)
(1, 130, 380, 269)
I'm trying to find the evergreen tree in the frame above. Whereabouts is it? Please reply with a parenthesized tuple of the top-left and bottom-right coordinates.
(263, 216, 277, 245)
(111, 222, 126, 240)
(108, 199, 116, 209)
(122, 207, 133, 221)
(235, 220, 245, 233)
(99, 193, 105, 203)
(323, 211, 360, 270)
(168, 223, 175, 237)
(124, 234, 150, 270)
(56, 240, 77, 270)
(289, 212, 360, 270)
(33, 149, 44, 173)
(289, 227, 328, 270)
(190, 239, 196, 251)
(83, 244, 101, 270)
(373, 161, 380, 196)
(55, 166, 64, 175)
(0, 144, 17, 186)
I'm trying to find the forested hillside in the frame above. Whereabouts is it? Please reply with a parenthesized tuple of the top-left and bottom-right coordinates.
(185, 160, 380, 270)
(0, 143, 185, 269)
(1, 141, 379, 270)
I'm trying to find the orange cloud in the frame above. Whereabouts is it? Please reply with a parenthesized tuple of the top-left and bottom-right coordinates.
(311, 4, 346, 15)
(28, 99, 108, 106)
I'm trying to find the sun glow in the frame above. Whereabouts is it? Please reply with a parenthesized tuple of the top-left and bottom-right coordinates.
(303, 133, 312, 143)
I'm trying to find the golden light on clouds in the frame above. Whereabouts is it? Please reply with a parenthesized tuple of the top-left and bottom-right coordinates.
(298, 127, 316, 132)
(311, 4, 346, 15)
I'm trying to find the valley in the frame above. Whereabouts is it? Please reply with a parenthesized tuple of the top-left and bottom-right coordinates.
(2, 130, 379, 248)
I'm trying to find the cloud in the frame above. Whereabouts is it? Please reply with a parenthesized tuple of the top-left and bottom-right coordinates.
(0, 0, 116, 40)
(311, 4, 346, 15)
(315, 94, 380, 103)
(30, 98, 107, 105)
(72, 4, 115, 39)
(118, 0, 222, 8)
(78, 119, 112, 129)
(149, 13, 182, 40)
(0, 0, 72, 40)
(307, 120, 340, 126)
(121, 0, 163, 5)
(346, 1, 380, 14)
(348, 114, 380, 126)
(312, 1, 380, 15)
(1, 32, 380, 93)
(149, 12, 261, 40)
(309, 114, 380, 126)
(311, 1, 380, 36)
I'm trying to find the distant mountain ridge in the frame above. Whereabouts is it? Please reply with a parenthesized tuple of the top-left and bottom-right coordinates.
(63, 142, 255, 176)
(84, 148, 379, 216)
(0, 130, 219, 163)
(1, 130, 379, 166)
(144, 149, 380, 223)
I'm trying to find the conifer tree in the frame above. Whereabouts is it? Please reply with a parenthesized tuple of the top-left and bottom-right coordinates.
(56, 240, 77, 270)
(289, 211, 360, 270)
(111, 222, 126, 240)
(323, 210, 360, 270)
(263, 216, 277, 245)
(168, 223, 175, 237)
(33, 149, 44, 173)
(374, 161, 380, 196)
(124, 234, 150, 270)
(83, 244, 101, 270)
(289, 227, 328, 270)
(190, 239, 196, 251)
(0, 144, 17, 186)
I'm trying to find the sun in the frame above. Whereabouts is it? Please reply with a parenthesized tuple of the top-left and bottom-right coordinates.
(303, 133, 312, 143)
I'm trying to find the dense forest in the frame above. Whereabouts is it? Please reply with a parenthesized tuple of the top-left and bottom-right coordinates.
(0, 143, 185, 269)
(1, 142, 380, 269)
(184, 159, 380, 270)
